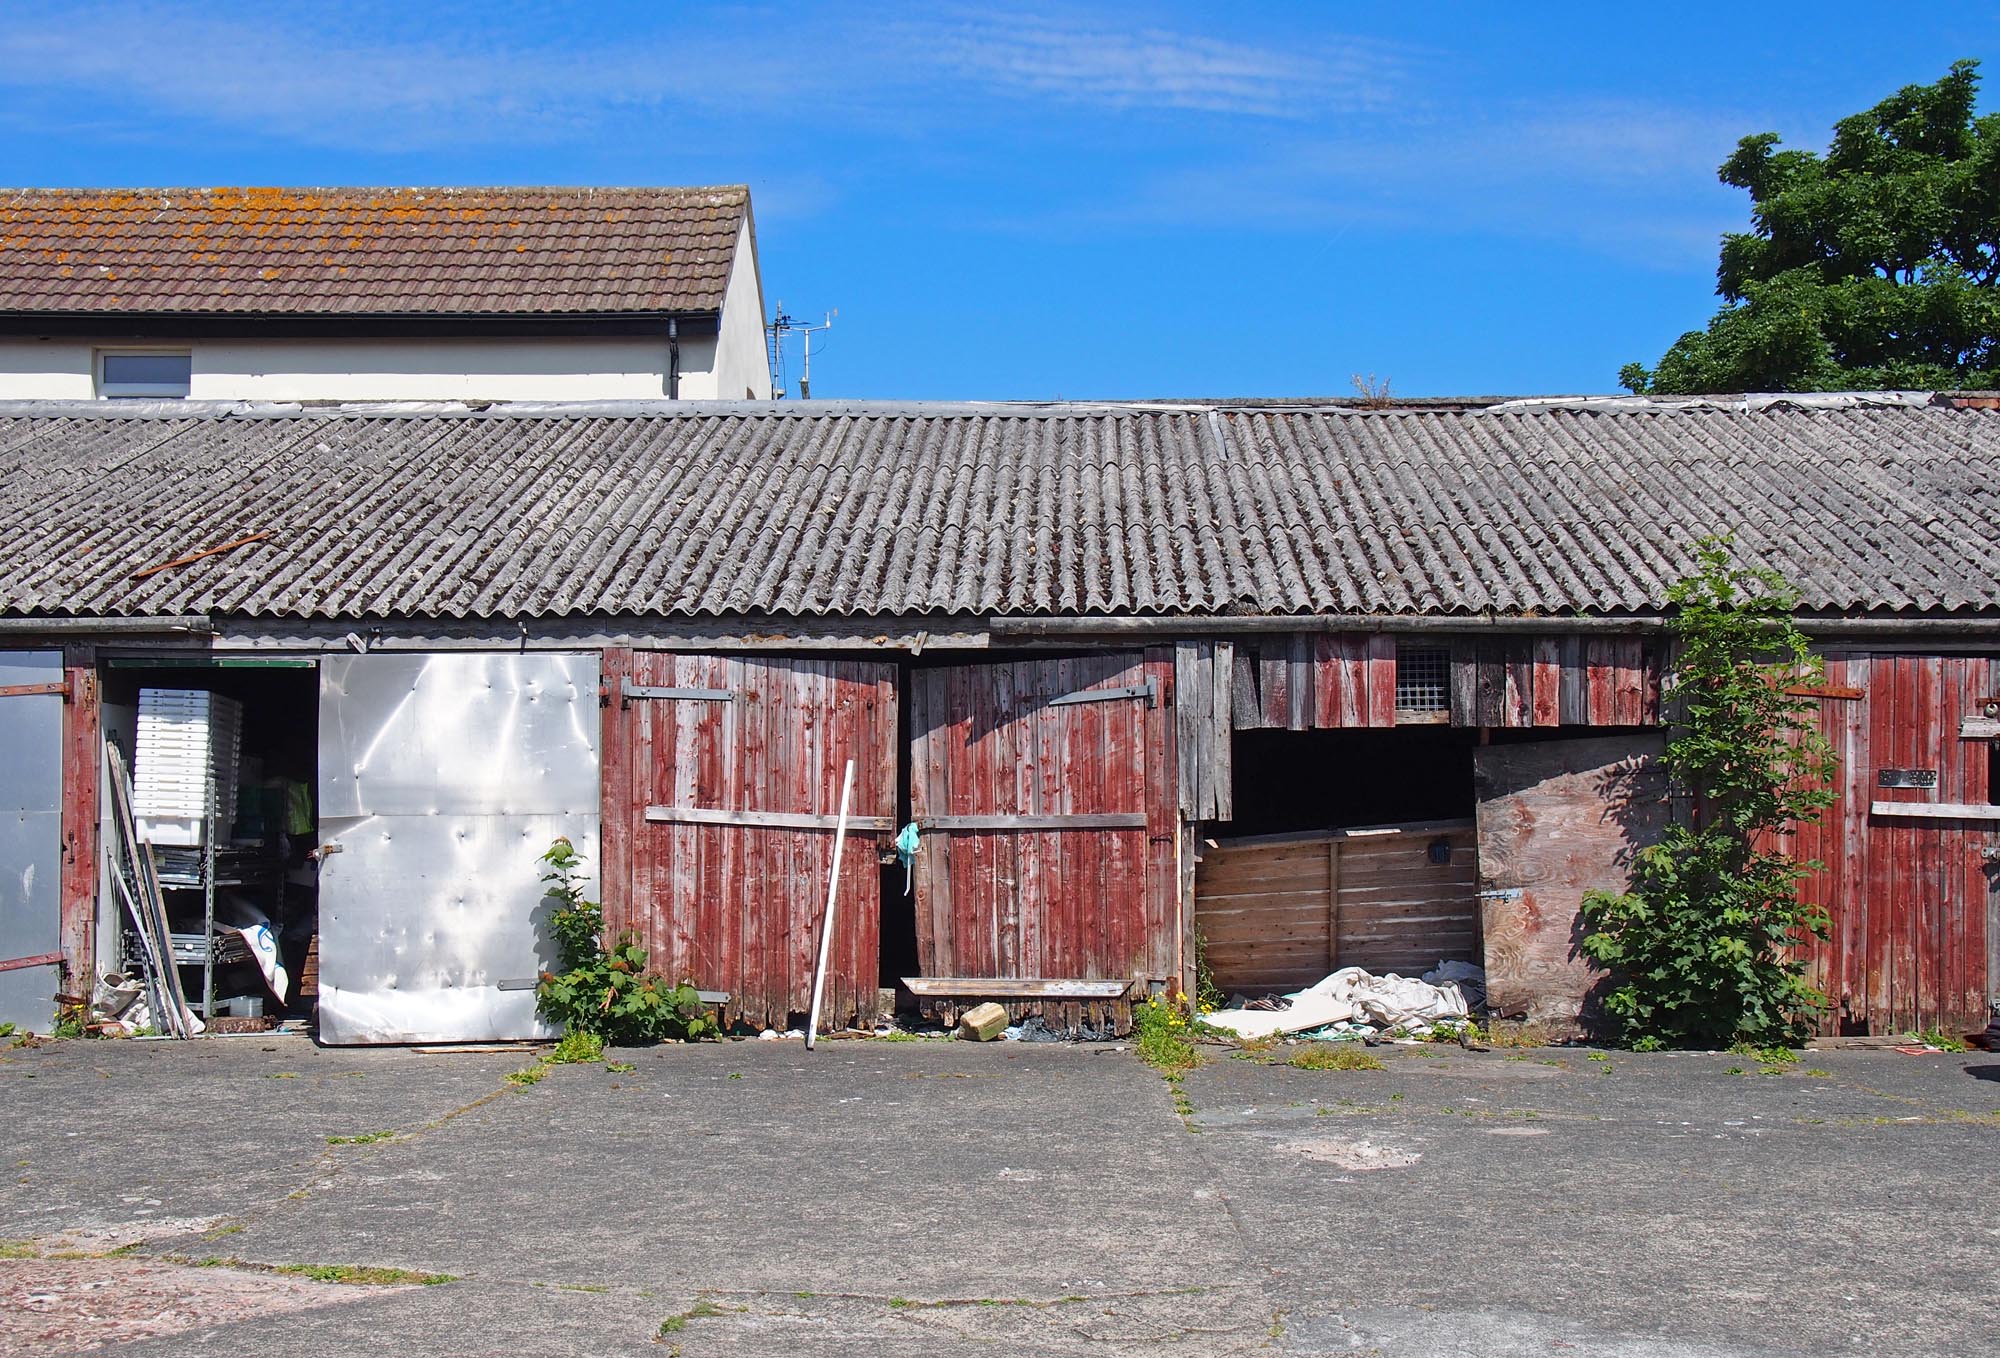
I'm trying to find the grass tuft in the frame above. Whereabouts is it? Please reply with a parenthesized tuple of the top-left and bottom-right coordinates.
(1289, 1044, 1386, 1072)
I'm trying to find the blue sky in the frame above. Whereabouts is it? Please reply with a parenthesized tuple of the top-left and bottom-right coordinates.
(2, 2, 1994, 399)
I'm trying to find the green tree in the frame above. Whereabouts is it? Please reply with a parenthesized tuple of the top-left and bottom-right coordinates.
(1622, 60, 2000, 394)
(1578, 541, 1838, 1049)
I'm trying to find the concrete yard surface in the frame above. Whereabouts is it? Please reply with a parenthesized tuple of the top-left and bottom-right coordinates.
(0, 1035, 1995, 1356)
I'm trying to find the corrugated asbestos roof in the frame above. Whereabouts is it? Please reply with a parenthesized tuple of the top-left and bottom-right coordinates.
(0, 187, 748, 316)
(0, 400, 1995, 622)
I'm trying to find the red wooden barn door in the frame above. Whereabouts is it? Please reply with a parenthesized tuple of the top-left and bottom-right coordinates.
(1796, 654, 1995, 1035)
(603, 652, 897, 1032)
(908, 653, 1177, 1026)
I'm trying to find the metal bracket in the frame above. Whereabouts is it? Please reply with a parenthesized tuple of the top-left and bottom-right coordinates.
(620, 677, 736, 709)
(1050, 678, 1157, 708)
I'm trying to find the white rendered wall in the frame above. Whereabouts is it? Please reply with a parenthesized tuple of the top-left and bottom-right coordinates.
(0, 334, 741, 402)
(672, 334, 721, 399)
(0, 341, 93, 399)
(712, 218, 773, 400)
(191, 337, 681, 401)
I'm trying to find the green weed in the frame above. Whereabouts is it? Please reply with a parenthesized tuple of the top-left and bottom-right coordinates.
(1289, 1044, 1385, 1072)
(1911, 1028, 1969, 1054)
(545, 1030, 605, 1065)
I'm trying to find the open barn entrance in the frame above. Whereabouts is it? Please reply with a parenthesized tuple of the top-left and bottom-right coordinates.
(1194, 727, 1484, 1001)
(98, 658, 319, 1031)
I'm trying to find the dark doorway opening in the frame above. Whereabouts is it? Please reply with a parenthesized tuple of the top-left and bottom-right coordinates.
(99, 659, 319, 1028)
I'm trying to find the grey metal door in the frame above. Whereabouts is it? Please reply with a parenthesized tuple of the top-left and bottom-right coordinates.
(0, 651, 64, 1034)
(317, 653, 600, 1044)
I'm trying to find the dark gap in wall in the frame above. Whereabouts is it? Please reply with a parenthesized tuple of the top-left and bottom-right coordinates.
(878, 657, 919, 1002)
(1220, 727, 1479, 835)
(99, 662, 319, 1022)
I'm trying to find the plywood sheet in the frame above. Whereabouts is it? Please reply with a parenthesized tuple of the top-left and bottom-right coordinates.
(1472, 735, 1667, 1028)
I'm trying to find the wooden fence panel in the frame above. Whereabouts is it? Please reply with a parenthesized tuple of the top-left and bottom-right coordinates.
(1194, 821, 1479, 995)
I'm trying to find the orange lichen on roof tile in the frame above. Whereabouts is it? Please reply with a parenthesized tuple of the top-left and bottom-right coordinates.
(0, 185, 748, 315)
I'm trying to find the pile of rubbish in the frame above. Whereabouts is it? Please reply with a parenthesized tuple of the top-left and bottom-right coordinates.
(1203, 962, 1487, 1041)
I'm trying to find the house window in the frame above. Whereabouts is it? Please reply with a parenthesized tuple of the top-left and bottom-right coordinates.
(1394, 642, 1450, 715)
(97, 351, 192, 399)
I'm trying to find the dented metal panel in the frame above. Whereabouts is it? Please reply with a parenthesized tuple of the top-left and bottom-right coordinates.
(0, 650, 62, 1033)
(316, 653, 599, 1044)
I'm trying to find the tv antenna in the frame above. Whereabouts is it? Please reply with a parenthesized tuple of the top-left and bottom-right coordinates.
(767, 305, 836, 399)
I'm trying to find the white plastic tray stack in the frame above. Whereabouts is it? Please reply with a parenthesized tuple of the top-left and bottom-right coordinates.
(133, 688, 243, 847)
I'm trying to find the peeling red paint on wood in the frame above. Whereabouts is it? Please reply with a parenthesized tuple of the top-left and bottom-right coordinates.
(1794, 653, 1993, 1035)
(1234, 633, 1663, 731)
(608, 653, 896, 1032)
(58, 656, 98, 995)
(911, 653, 1177, 1028)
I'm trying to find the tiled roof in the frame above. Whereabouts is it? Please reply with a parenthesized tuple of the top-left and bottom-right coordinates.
(0, 399, 1995, 623)
(0, 187, 749, 316)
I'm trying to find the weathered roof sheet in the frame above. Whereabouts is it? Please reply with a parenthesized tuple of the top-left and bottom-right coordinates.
(0, 399, 1995, 622)
(0, 187, 748, 316)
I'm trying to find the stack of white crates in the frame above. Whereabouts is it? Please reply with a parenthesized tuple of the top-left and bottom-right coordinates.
(133, 688, 243, 847)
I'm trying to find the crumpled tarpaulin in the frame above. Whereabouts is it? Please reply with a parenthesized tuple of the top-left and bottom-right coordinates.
(1203, 963, 1486, 1039)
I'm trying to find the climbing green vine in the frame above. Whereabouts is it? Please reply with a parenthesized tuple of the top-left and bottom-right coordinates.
(1579, 539, 1838, 1049)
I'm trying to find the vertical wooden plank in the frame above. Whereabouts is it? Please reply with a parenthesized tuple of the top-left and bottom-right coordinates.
(1174, 642, 1200, 817)
(58, 653, 99, 1000)
(1912, 657, 1941, 1032)
(1288, 634, 1316, 731)
(1195, 642, 1218, 819)
(1313, 633, 1353, 729)
(1612, 638, 1646, 726)
(1530, 636, 1561, 727)
(1558, 634, 1588, 726)
(1209, 641, 1234, 820)
(1841, 656, 1873, 1032)
(910, 668, 943, 978)
(597, 647, 633, 938)
(1503, 639, 1534, 728)
(1145, 647, 1182, 989)
(1260, 639, 1291, 730)
(1639, 640, 1666, 726)
(1869, 657, 1900, 1029)
(1364, 633, 1397, 728)
(1232, 643, 1267, 730)
(1475, 638, 1505, 727)
(1582, 638, 1612, 727)
(1449, 637, 1480, 728)
(992, 660, 1020, 981)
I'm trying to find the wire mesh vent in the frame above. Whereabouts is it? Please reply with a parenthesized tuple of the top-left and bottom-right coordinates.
(1394, 644, 1450, 713)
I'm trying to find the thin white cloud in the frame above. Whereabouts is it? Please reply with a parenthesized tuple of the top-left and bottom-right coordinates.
(0, 1, 1417, 153)
(896, 12, 1408, 118)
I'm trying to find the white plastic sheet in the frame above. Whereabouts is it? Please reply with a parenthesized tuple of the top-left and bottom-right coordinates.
(1203, 964, 1482, 1039)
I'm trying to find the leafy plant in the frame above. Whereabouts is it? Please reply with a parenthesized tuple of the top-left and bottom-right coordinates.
(1912, 1027, 1969, 1053)
(1622, 61, 2000, 393)
(1580, 539, 1838, 1049)
(1133, 994, 1203, 1075)
(533, 838, 718, 1046)
(1191, 929, 1226, 1015)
